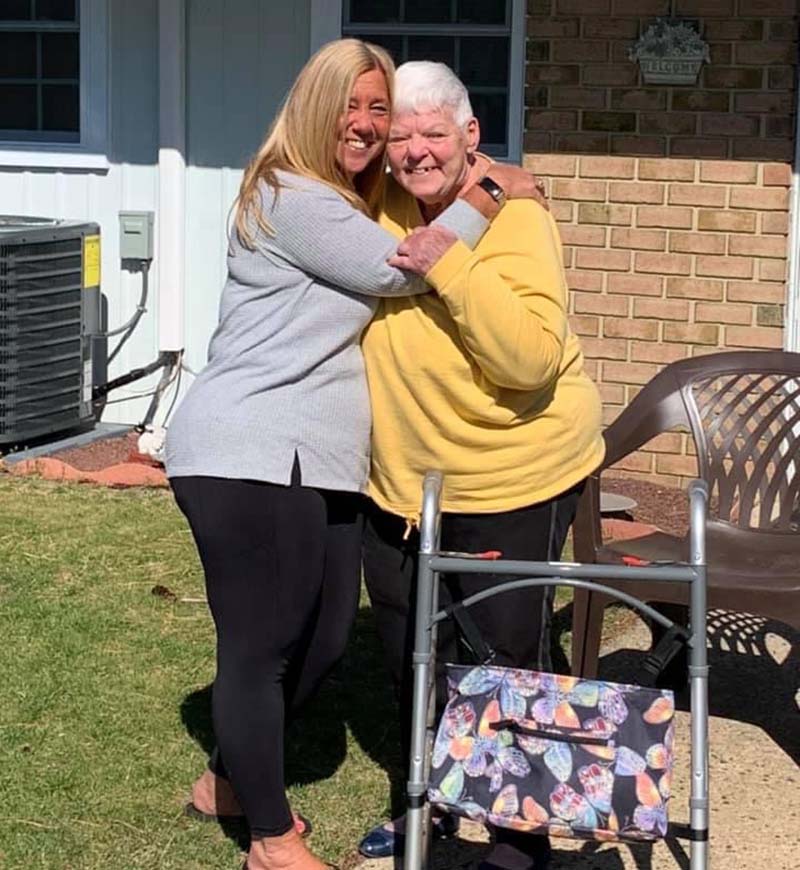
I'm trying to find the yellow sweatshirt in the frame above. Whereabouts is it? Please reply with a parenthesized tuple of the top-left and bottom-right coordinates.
(362, 177, 605, 520)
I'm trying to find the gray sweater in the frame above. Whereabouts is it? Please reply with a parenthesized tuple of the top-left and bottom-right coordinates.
(165, 171, 488, 492)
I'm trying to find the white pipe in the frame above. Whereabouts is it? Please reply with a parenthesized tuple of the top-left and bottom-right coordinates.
(785, 40, 800, 352)
(157, 0, 186, 352)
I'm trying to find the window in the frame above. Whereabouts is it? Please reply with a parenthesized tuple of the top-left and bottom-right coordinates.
(341, 0, 524, 160)
(0, 0, 107, 168)
(0, 0, 80, 141)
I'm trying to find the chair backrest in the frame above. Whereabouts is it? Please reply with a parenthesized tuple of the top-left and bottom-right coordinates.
(603, 350, 800, 533)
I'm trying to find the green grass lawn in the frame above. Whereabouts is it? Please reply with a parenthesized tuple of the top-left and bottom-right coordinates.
(0, 476, 584, 869)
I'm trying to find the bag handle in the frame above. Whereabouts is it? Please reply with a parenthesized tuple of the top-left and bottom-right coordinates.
(493, 718, 612, 747)
(450, 601, 496, 665)
(639, 623, 690, 687)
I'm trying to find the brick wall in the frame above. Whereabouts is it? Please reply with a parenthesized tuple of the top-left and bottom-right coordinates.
(523, 0, 797, 487)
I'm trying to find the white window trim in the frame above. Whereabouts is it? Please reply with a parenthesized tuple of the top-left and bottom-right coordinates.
(327, 0, 525, 164)
(0, 0, 109, 171)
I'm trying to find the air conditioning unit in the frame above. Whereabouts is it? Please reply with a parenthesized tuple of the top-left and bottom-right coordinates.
(0, 216, 101, 448)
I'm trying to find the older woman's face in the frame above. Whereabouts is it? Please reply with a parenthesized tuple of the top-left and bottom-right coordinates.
(386, 106, 478, 206)
(335, 68, 390, 180)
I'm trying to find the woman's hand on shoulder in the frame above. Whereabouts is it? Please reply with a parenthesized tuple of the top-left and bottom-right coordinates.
(487, 164, 548, 210)
(387, 226, 458, 276)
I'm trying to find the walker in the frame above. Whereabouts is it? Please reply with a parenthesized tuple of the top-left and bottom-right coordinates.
(402, 471, 709, 870)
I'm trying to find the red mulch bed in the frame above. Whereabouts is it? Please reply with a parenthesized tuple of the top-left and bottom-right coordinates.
(50, 431, 143, 471)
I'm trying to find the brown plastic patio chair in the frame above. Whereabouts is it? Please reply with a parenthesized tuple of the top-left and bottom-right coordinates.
(571, 349, 800, 678)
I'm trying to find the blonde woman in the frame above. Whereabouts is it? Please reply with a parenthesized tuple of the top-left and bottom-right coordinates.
(165, 39, 537, 870)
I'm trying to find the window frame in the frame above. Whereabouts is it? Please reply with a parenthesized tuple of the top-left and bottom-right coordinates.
(0, 0, 109, 170)
(336, 0, 525, 163)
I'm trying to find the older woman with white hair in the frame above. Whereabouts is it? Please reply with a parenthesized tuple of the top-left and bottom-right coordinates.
(358, 62, 605, 870)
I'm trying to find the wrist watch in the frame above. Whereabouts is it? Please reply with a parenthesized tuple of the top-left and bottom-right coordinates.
(477, 174, 507, 208)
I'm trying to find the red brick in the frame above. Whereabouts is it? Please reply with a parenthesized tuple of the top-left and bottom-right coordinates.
(579, 156, 635, 179)
(562, 246, 574, 268)
(738, 0, 797, 15)
(550, 87, 607, 109)
(669, 138, 730, 159)
(734, 93, 794, 114)
(696, 256, 754, 279)
(554, 132, 610, 153)
(583, 358, 598, 379)
(698, 161, 757, 184)
(730, 188, 789, 211)
(697, 210, 756, 232)
(669, 232, 726, 255)
(524, 154, 577, 176)
(603, 361, 660, 385)
(610, 228, 667, 251)
(559, 225, 606, 246)
(648, 433, 685, 453)
(666, 277, 724, 300)
(640, 113, 697, 135)
(527, 110, 578, 131)
(675, 0, 734, 13)
(610, 136, 667, 157)
(578, 203, 633, 225)
(604, 317, 659, 340)
(579, 337, 628, 359)
(728, 236, 788, 259)
(550, 201, 574, 222)
(607, 274, 663, 296)
(609, 182, 665, 204)
(598, 382, 625, 404)
(584, 18, 639, 38)
(573, 292, 629, 315)
(700, 114, 760, 137)
(708, 43, 733, 65)
(732, 139, 794, 162)
(553, 40, 609, 63)
(704, 67, 763, 89)
(695, 302, 753, 325)
(726, 281, 787, 304)
(735, 42, 796, 65)
(638, 159, 696, 182)
(703, 20, 764, 39)
(634, 298, 691, 320)
(756, 304, 784, 327)
(636, 206, 693, 229)
(761, 212, 789, 235)
(582, 111, 636, 133)
(565, 269, 604, 292)
(556, 0, 611, 12)
(668, 185, 727, 207)
(569, 314, 600, 336)
(768, 19, 799, 39)
(523, 132, 552, 153)
(656, 454, 700, 477)
(768, 66, 795, 89)
(725, 325, 783, 348)
(630, 341, 689, 364)
(671, 91, 730, 112)
(582, 64, 638, 87)
(759, 259, 787, 281)
(635, 252, 692, 275)
(527, 65, 581, 85)
(528, 0, 553, 13)
(575, 248, 631, 271)
(527, 40, 551, 63)
(528, 17, 580, 37)
(614, 451, 657, 472)
(763, 163, 792, 187)
(612, 0, 669, 12)
(663, 322, 720, 345)
(552, 179, 607, 201)
(766, 117, 794, 139)
(610, 89, 667, 111)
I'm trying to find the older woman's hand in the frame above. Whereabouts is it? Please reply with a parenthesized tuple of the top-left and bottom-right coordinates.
(388, 225, 458, 276)
(486, 164, 549, 210)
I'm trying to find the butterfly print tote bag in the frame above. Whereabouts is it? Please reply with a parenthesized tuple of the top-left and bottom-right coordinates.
(428, 664, 676, 843)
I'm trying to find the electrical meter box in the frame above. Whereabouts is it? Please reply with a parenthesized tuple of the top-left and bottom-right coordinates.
(119, 211, 154, 261)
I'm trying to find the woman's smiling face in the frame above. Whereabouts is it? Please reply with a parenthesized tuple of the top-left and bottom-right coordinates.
(335, 67, 391, 180)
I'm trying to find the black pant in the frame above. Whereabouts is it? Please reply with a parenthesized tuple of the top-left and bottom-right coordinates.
(171, 471, 363, 838)
(363, 485, 582, 855)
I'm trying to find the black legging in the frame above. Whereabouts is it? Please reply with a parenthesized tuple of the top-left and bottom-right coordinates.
(171, 471, 363, 839)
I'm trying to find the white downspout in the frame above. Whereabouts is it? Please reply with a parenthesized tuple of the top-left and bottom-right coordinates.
(157, 0, 186, 353)
(785, 41, 800, 352)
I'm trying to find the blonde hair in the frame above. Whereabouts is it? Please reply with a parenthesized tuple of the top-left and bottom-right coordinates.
(234, 39, 395, 248)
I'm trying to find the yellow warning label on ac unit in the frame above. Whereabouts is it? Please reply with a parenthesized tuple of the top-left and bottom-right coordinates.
(83, 234, 101, 288)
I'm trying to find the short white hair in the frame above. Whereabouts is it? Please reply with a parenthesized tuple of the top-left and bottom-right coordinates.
(393, 61, 474, 128)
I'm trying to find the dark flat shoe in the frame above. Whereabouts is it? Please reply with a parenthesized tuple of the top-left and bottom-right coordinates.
(185, 802, 313, 837)
(358, 814, 459, 859)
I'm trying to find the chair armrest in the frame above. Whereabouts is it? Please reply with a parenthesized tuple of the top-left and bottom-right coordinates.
(573, 473, 602, 563)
